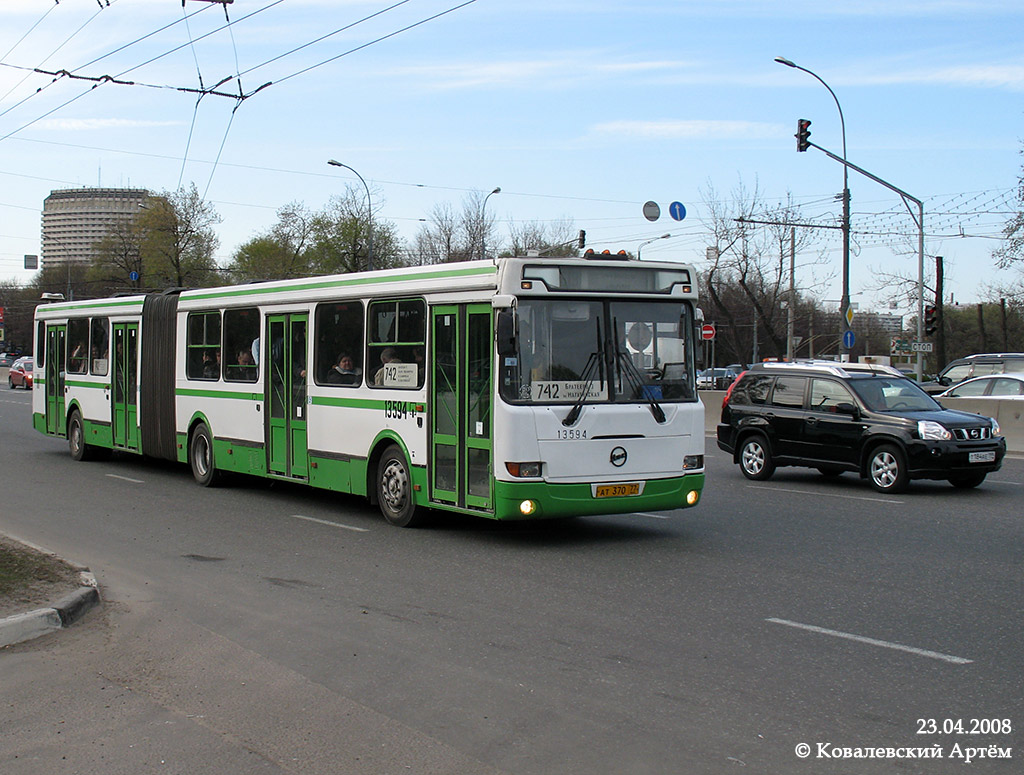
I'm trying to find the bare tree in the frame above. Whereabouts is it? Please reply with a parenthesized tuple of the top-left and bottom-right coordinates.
(700, 179, 828, 361)
(411, 190, 502, 264)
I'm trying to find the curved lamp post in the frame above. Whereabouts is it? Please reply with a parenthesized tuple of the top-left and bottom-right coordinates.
(327, 159, 373, 272)
(637, 233, 670, 260)
(481, 186, 501, 259)
(774, 56, 851, 359)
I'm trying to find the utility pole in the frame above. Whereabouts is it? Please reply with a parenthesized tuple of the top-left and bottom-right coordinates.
(787, 227, 795, 360)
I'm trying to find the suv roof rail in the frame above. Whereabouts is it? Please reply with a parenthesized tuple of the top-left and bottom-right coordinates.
(750, 359, 903, 378)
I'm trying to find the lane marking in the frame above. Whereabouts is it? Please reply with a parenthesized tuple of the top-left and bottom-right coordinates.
(634, 512, 671, 520)
(748, 484, 902, 504)
(766, 617, 972, 665)
(106, 473, 144, 483)
(289, 514, 369, 533)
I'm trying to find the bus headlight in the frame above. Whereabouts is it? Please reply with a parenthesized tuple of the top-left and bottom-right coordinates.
(519, 500, 537, 516)
(506, 462, 542, 477)
(686, 490, 700, 506)
(683, 455, 703, 470)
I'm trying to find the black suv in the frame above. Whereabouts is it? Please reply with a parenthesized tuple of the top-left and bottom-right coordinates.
(717, 361, 1006, 493)
(921, 353, 1024, 395)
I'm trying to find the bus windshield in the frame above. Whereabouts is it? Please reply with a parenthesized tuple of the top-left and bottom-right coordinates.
(500, 298, 697, 405)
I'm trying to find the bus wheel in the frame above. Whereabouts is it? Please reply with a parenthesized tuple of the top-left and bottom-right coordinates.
(68, 410, 91, 462)
(377, 445, 422, 527)
(189, 423, 221, 487)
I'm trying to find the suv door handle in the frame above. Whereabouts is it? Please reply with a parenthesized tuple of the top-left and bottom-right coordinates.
(805, 417, 818, 425)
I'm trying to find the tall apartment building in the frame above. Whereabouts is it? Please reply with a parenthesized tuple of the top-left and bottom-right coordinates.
(41, 187, 148, 268)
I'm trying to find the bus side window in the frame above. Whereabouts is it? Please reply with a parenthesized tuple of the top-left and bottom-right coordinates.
(366, 298, 425, 389)
(90, 317, 109, 375)
(67, 318, 89, 374)
(187, 311, 221, 380)
(224, 307, 259, 383)
(314, 301, 364, 387)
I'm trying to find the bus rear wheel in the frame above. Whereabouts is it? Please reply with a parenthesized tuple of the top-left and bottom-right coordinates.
(376, 444, 422, 527)
(68, 410, 91, 461)
(189, 423, 221, 487)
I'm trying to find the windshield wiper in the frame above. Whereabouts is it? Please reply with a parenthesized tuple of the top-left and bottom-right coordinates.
(562, 319, 605, 427)
(616, 348, 666, 424)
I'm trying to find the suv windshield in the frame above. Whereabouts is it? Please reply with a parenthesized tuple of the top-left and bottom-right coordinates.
(499, 298, 697, 405)
(849, 376, 941, 412)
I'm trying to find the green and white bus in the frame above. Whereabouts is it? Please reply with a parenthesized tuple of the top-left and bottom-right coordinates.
(33, 255, 705, 526)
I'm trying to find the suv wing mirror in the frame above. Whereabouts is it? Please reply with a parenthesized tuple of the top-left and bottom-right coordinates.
(835, 401, 859, 418)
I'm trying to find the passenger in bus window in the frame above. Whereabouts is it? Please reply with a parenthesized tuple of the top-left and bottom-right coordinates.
(326, 353, 361, 385)
(203, 349, 220, 379)
(227, 349, 254, 380)
(374, 347, 401, 385)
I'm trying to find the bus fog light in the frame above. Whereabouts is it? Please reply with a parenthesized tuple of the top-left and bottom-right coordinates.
(683, 455, 703, 470)
(506, 462, 542, 477)
(519, 500, 537, 516)
(686, 490, 699, 506)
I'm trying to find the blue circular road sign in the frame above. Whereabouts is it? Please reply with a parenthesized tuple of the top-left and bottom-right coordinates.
(842, 329, 855, 349)
(669, 201, 687, 221)
(129, 271, 139, 282)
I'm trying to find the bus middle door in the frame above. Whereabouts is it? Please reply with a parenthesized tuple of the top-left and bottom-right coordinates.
(430, 304, 493, 512)
(266, 314, 308, 479)
(111, 322, 139, 450)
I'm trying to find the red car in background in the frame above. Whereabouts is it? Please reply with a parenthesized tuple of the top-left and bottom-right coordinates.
(8, 356, 32, 389)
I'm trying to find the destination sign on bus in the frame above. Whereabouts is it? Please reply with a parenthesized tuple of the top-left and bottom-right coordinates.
(531, 381, 608, 402)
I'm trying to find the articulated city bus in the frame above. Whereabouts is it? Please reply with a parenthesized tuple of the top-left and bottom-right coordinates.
(32, 256, 705, 526)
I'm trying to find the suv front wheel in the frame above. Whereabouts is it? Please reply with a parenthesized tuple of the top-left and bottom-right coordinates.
(739, 434, 775, 481)
(868, 444, 908, 493)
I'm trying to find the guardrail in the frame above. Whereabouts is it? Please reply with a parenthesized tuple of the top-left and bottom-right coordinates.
(699, 390, 1024, 454)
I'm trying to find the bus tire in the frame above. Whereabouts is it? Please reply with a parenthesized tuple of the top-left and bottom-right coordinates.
(68, 410, 92, 462)
(376, 444, 422, 527)
(189, 423, 221, 487)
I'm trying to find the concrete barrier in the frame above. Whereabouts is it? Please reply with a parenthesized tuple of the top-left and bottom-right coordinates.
(699, 390, 1024, 454)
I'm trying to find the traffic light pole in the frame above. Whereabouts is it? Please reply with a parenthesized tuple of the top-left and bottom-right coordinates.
(804, 140, 926, 380)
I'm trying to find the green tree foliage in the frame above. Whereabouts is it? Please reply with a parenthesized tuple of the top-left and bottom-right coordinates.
(227, 202, 315, 282)
(304, 187, 404, 275)
(136, 184, 222, 289)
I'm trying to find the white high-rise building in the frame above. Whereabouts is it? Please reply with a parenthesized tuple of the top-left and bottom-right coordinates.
(41, 187, 148, 269)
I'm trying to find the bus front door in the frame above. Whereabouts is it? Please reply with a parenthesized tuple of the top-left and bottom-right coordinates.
(44, 325, 66, 436)
(430, 304, 493, 511)
(111, 322, 139, 450)
(266, 314, 308, 479)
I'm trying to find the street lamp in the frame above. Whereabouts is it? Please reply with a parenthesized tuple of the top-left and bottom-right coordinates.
(327, 159, 373, 272)
(637, 233, 670, 260)
(481, 186, 501, 259)
(775, 56, 852, 360)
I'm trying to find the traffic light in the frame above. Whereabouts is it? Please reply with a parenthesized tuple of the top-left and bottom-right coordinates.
(924, 305, 939, 337)
(796, 118, 811, 152)
(578, 229, 586, 249)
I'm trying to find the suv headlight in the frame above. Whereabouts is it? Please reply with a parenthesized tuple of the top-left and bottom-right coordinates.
(917, 420, 951, 440)
(991, 418, 1001, 437)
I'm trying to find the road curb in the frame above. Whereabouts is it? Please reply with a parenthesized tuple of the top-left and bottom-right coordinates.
(0, 570, 100, 649)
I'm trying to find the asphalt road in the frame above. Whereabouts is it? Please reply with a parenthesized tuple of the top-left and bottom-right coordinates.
(1, 387, 1021, 774)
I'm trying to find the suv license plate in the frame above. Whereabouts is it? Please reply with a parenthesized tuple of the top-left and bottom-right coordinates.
(969, 451, 995, 463)
(595, 483, 641, 498)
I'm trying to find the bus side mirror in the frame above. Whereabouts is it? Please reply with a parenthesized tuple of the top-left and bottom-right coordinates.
(496, 310, 516, 357)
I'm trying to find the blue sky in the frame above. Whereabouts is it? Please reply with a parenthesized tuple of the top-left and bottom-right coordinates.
(1, 0, 1021, 317)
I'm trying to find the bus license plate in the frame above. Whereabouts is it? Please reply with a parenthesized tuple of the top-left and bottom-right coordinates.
(969, 451, 995, 463)
(595, 483, 641, 498)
